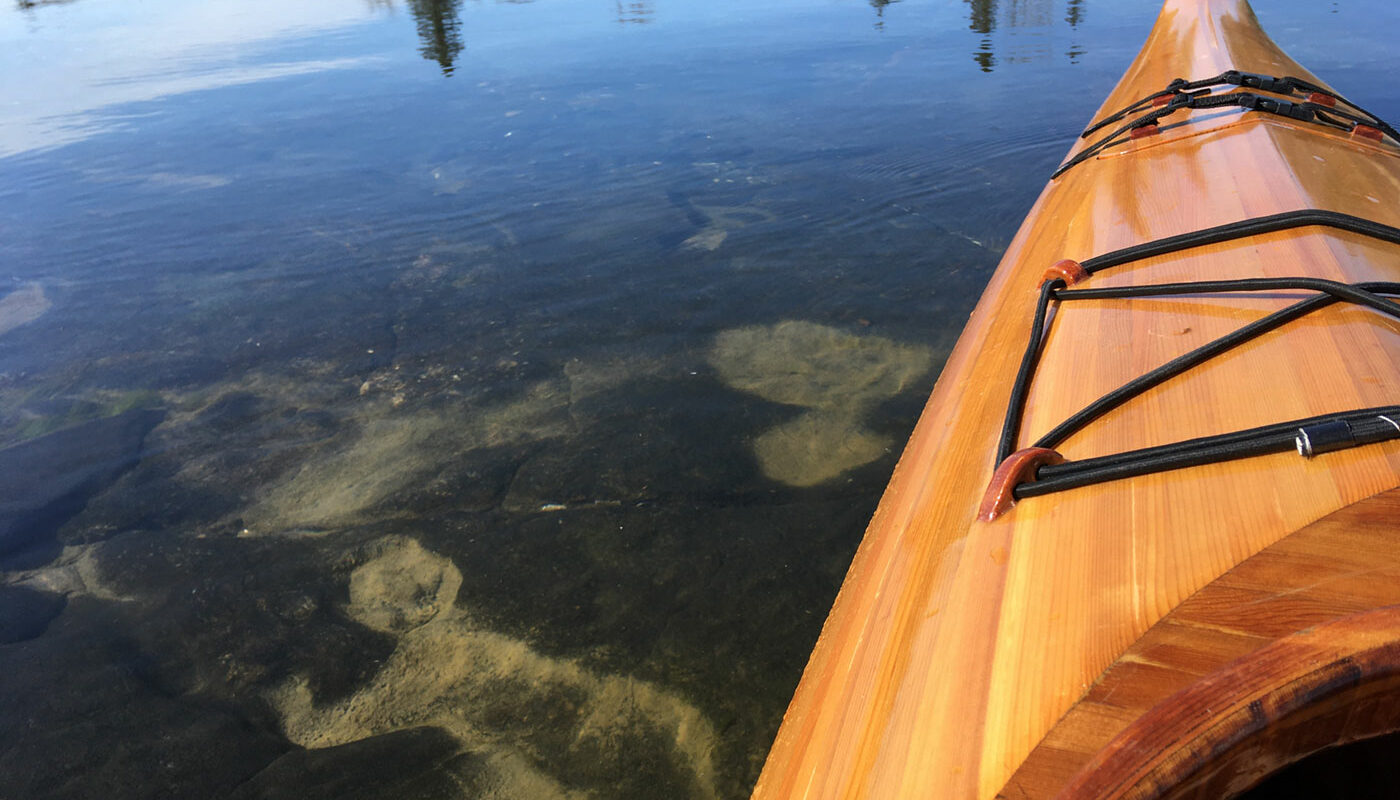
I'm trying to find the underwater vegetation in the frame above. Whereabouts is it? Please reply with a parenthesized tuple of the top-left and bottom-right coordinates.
(0, 296, 944, 798)
(710, 320, 932, 486)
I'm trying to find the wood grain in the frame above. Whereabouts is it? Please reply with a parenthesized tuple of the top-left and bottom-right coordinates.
(1060, 608, 1400, 800)
(752, 1, 1400, 798)
(997, 488, 1400, 799)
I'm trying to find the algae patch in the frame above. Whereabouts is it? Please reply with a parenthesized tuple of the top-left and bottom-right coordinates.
(247, 380, 571, 532)
(346, 537, 461, 634)
(0, 283, 51, 337)
(272, 536, 720, 800)
(752, 410, 891, 488)
(710, 320, 930, 486)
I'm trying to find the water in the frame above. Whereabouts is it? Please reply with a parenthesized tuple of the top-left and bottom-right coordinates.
(1, 1, 1397, 797)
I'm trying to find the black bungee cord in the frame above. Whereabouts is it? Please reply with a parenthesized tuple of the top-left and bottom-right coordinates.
(983, 211, 1400, 518)
(1054, 70, 1400, 180)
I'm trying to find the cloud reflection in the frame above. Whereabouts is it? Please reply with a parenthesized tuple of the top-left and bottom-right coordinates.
(0, 0, 382, 158)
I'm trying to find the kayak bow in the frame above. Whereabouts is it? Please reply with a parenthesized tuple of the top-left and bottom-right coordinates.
(754, 1, 1400, 798)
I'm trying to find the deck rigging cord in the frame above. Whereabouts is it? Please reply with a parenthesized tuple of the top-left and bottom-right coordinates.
(985, 210, 1400, 517)
(1081, 70, 1389, 138)
(1052, 71, 1400, 179)
(1019, 406, 1400, 499)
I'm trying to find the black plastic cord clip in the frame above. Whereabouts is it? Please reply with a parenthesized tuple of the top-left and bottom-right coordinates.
(1221, 70, 1295, 95)
(1245, 95, 1316, 123)
(1295, 415, 1400, 458)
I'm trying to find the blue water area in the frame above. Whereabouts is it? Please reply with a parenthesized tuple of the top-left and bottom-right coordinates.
(1, 0, 1397, 797)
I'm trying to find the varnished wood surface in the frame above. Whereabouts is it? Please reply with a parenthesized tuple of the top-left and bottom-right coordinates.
(753, 1, 1400, 798)
(1060, 607, 1400, 800)
(997, 488, 1400, 799)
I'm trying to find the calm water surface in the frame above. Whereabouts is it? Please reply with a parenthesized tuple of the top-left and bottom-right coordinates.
(2, 0, 1397, 797)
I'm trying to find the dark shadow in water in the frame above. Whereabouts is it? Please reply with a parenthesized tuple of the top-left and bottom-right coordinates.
(0, 408, 165, 569)
(0, 584, 66, 644)
(408, 0, 465, 76)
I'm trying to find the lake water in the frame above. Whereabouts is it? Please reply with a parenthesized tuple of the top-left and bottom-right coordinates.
(2, 0, 1397, 797)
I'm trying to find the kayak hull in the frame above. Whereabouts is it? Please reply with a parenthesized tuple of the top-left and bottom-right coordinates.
(753, 1, 1400, 798)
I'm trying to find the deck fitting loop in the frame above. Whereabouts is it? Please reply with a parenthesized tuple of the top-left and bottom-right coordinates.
(1042, 259, 1088, 289)
(979, 447, 1065, 521)
(991, 211, 1400, 503)
(1354, 124, 1385, 142)
(1129, 123, 1160, 140)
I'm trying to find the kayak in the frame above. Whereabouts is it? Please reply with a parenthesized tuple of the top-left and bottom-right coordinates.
(753, 1, 1400, 799)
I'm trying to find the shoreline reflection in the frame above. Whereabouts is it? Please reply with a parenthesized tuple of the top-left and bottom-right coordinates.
(10, 0, 1097, 78)
(965, 0, 1088, 72)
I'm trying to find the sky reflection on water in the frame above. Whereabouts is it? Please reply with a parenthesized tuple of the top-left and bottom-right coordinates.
(0, 0, 1146, 158)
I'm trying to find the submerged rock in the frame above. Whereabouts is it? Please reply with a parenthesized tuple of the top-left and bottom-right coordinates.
(229, 727, 469, 800)
(0, 408, 164, 563)
(0, 585, 67, 643)
(681, 227, 728, 252)
(0, 592, 291, 799)
(677, 202, 777, 253)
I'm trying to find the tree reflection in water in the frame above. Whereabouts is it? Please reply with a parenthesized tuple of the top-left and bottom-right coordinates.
(14, 0, 79, 9)
(967, 0, 998, 72)
(869, 0, 899, 31)
(12, 0, 1089, 76)
(408, 0, 464, 76)
(964, 0, 1088, 73)
(1066, 0, 1085, 62)
(616, 0, 654, 24)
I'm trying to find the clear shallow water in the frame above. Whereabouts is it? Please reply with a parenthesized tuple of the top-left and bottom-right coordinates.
(1, 1, 1397, 797)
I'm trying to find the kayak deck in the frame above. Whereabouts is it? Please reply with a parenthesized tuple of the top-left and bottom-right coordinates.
(753, 1, 1400, 798)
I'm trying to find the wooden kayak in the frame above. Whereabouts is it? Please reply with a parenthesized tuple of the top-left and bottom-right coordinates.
(753, 1, 1400, 798)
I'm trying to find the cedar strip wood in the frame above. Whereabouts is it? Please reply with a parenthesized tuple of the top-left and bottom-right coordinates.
(752, 0, 1400, 798)
(997, 488, 1400, 799)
